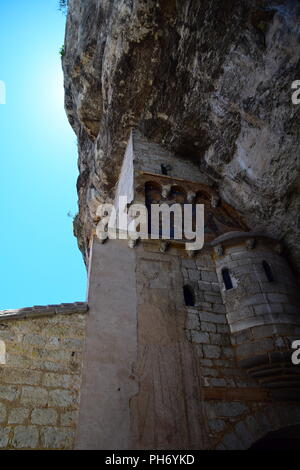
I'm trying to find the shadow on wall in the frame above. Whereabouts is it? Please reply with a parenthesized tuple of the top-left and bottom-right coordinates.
(249, 425, 300, 450)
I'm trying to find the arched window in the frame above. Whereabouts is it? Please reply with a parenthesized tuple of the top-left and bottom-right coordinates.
(170, 186, 187, 204)
(183, 285, 195, 307)
(145, 181, 162, 204)
(222, 268, 233, 290)
(262, 261, 274, 282)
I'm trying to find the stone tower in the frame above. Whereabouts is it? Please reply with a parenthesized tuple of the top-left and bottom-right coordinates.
(75, 130, 300, 450)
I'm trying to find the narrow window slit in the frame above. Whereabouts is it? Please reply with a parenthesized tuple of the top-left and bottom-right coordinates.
(222, 268, 233, 290)
(161, 164, 171, 176)
(183, 285, 195, 307)
(262, 261, 275, 282)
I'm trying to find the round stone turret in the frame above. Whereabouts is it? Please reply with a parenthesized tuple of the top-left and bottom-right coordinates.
(212, 232, 300, 401)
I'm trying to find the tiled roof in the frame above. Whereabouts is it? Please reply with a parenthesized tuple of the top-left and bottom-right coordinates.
(0, 302, 89, 321)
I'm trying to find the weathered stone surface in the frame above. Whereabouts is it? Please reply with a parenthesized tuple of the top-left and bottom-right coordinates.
(214, 402, 248, 418)
(20, 386, 48, 407)
(41, 427, 75, 449)
(0, 385, 20, 402)
(12, 426, 39, 449)
(8, 408, 29, 425)
(48, 389, 77, 408)
(60, 410, 78, 427)
(0, 427, 10, 448)
(0, 403, 6, 423)
(63, 0, 300, 274)
(31, 409, 58, 426)
(203, 344, 221, 359)
(0, 368, 42, 386)
(43, 373, 80, 390)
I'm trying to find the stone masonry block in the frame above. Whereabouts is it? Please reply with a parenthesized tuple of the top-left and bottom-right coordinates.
(8, 408, 29, 425)
(222, 347, 235, 359)
(22, 334, 46, 348)
(199, 312, 227, 324)
(245, 281, 263, 295)
(188, 269, 200, 281)
(227, 308, 253, 324)
(0, 427, 10, 448)
(203, 345, 221, 359)
(204, 293, 223, 304)
(217, 324, 230, 334)
(186, 314, 200, 330)
(0, 368, 42, 386)
(190, 331, 210, 344)
(210, 333, 231, 346)
(253, 304, 281, 315)
(0, 403, 6, 423)
(43, 373, 80, 390)
(215, 401, 248, 417)
(48, 389, 77, 408)
(60, 338, 84, 351)
(201, 271, 218, 283)
(195, 255, 213, 268)
(250, 325, 277, 339)
(21, 386, 48, 406)
(0, 385, 20, 402)
(31, 408, 58, 426)
(60, 411, 78, 427)
(242, 293, 268, 306)
(182, 259, 196, 269)
(201, 322, 217, 333)
(198, 280, 213, 291)
(12, 426, 39, 449)
(182, 268, 189, 279)
(211, 304, 226, 314)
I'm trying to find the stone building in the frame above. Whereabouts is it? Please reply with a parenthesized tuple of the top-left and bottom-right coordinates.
(0, 130, 299, 450)
(1, 0, 300, 451)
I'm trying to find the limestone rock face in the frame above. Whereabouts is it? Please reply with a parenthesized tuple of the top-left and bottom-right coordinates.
(62, 0, 300, 270)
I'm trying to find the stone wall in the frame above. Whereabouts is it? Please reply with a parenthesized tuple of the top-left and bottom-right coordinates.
(75, 235, 300, 450)
(76, 238, 210, 450)
(181, 245, 300, 449)
(181, 250, 256, 390)
(0, 303, 87, 449)
(133, 130, 210, 184)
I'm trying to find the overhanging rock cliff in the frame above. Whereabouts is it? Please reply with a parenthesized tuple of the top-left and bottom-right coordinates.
(62, 0, 300, 271)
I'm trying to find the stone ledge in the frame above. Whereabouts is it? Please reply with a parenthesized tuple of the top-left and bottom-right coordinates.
(0, 302, 89, 322)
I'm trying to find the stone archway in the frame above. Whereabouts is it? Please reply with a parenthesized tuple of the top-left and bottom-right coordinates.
(216, 404, 300, 450)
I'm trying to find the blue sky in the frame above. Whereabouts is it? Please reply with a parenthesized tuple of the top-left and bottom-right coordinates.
(0, 1, 87, 310)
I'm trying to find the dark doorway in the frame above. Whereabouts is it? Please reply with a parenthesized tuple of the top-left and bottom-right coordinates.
(249, 425, 300, 450)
